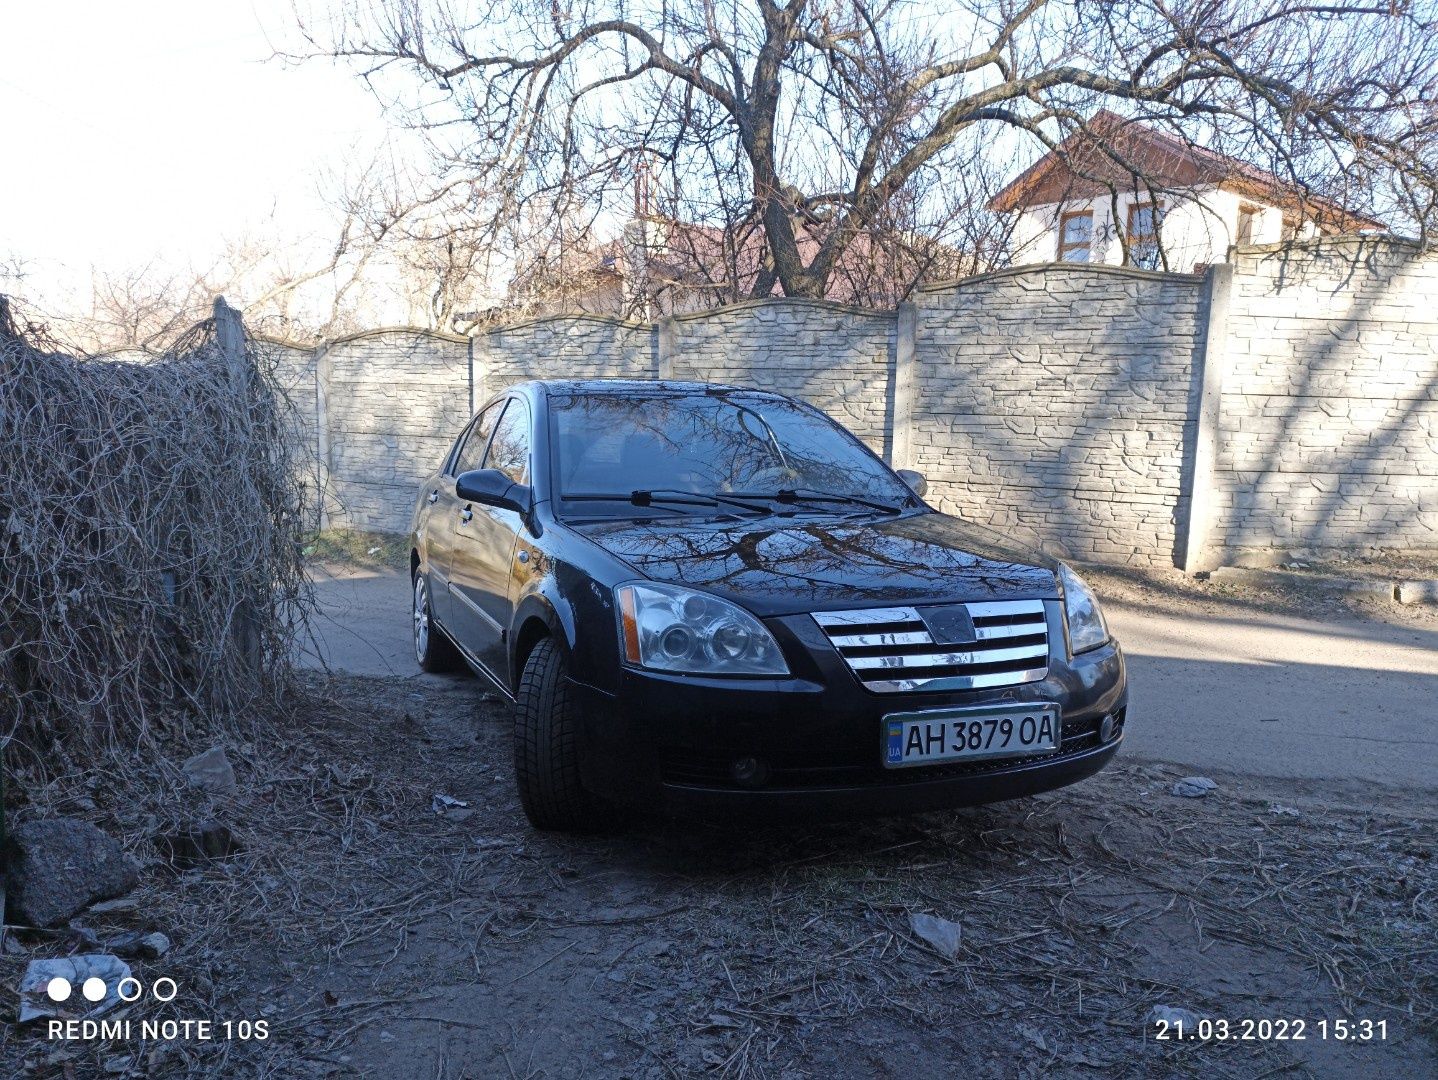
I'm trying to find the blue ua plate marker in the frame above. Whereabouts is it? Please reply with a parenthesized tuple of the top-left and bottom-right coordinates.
(886, 722, 904, 765)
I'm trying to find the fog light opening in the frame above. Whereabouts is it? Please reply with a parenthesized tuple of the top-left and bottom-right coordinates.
(730, 756, 770, 788)
(1099, 714, 1115, 743)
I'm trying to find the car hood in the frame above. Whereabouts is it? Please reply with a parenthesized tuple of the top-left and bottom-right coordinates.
(574, 509, 1060, 618)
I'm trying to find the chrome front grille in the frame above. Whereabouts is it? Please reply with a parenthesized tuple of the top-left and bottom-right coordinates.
(812, 600, 1050, 693)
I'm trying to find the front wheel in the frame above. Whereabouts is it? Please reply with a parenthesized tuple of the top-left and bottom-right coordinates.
(514, 638, 621, 832)
(413, 572, 461, 673)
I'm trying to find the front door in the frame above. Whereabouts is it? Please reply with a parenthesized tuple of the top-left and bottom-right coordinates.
(427, 403, 502, 630)
(448, 397, 531, 681)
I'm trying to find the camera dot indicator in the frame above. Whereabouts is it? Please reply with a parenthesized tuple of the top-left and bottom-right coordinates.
(46, 977, 73, 1002)
(82, 977, 108, 1002)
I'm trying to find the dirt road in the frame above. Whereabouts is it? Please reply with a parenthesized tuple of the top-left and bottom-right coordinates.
(9, 672, 1430, 1080)
(302, 564, 1438, 788)
(10, 564, 1431, 1079)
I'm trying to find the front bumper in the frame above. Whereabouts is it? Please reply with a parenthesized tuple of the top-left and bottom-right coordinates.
(571, 625, 1127, 823)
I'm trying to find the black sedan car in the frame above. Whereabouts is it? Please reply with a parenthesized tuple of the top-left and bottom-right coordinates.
(409, 379, 1127, 831)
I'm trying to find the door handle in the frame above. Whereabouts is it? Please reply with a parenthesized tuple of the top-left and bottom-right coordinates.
(428, 490, 439, 504)
(459, 507, 473, 524)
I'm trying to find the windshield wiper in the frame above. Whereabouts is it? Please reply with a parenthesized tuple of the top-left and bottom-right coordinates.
(564, 490, 768, 515)
(723, 487, 907, 514)
(633, 488, 773, 514)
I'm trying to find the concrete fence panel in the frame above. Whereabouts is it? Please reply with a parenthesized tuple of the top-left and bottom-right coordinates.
(663, 298, 897, 457)
(317, 330, 470, 533)
(1214, 239, 1438, 556)
(909, 265, 1209, 566)
(272, 238, 1438, 561)
(482, 315, 657, 400)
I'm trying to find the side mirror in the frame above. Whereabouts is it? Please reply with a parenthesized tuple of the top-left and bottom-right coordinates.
(896, 468, 927, 498)
(456, 469, 532, 514)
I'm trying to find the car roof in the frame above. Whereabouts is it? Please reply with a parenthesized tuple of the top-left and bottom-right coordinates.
(522, 378, 783, 398)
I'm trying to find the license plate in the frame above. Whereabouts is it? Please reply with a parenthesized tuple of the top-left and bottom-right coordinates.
(883, 704, 1060, 768)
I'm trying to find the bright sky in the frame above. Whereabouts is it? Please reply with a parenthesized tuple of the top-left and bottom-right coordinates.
(0, 0, 402, 307)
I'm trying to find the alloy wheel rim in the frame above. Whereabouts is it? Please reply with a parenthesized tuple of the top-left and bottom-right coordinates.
(413, 577, 429, 659)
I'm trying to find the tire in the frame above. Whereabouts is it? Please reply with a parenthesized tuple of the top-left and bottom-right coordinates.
(412, 571, 461, 673)
(514, 637, 620, 832)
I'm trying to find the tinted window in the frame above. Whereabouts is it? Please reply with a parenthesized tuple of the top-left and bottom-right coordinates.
(453, 403, 501, 476)
(549, 391, 909, 506)
(485, 400, 531, 484)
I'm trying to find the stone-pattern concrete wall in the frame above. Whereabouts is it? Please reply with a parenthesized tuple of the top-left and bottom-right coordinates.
(321, 330, 470, 532)
(664, 299, 896, 457)
(258, 339, 318, 449)
(274, 239, 1437, 559)
(1213, 239, 1438, 555)
(481, 316, 656, 397)
(910, 266, 1207, 565)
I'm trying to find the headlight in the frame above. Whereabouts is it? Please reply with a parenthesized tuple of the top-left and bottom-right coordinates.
(1058, 563, 1109, 654)
(615, 582, 788, 676)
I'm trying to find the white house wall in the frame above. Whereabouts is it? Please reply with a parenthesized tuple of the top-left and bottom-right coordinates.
(1009, 187, 1292, 272)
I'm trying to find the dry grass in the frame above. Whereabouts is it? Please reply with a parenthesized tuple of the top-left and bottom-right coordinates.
(2, 673, 1432, 1078)
(305, 531, 409, 573)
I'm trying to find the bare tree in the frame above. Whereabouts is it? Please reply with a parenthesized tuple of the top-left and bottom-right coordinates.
(299, 0, 1438, 304)
(18, 154, 512, 352)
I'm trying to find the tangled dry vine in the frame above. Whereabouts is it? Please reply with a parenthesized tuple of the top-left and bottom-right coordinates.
(0, 296, 317, 773)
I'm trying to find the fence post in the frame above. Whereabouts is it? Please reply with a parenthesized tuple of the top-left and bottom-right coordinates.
(213, 297, 247, 390)
(470, 332, 490, 410)
(656, 316, 676, 380)
(1179, 264, 1233, 573)
(313, 341, 334, 531)
(467, 336, 477, 416)
(212, 297, 262, 670)
(891, 301, 917, 469)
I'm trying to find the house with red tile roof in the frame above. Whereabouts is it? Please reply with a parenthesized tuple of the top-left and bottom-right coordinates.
(990, 111, 1384, 273)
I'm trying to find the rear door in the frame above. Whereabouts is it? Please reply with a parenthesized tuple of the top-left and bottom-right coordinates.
(427, 403, 501, 630)
(447, 397, 532, 680)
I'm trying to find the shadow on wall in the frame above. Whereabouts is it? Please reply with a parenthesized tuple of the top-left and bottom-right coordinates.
(1215, 239, 1438, 556)
(908, 264, 1209, 568)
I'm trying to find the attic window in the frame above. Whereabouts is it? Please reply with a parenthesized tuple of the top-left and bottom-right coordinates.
(1126, 202, 1162, 270)
(1058, 211, 1093, 263)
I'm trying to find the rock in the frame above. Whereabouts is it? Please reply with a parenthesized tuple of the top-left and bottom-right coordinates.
(182, 746, 236, 795)
(106, 931, 172, 959)
(1015, 1023, 1049, 1051)
(18, 954, 132, 1022)
(5, 820, 140, 928)
(909, 912, 962, 958)
(1268, 803, 1301, 817)
(87, 896, 139, 914)
(1170, 776, 1217, 798)
(155, 821, 243, 869)
(1396, 580, 1438, 605)
(1147, 1004, 1203, 1031)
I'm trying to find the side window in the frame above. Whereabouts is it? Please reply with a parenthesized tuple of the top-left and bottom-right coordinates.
(451, 403, 502, 476)
(485, 400, 531, 485)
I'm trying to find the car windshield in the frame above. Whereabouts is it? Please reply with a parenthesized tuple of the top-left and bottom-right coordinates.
(549, 390, 914, 517)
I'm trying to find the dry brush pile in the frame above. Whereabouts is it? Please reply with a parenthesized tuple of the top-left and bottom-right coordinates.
(0, 297, 317, 774)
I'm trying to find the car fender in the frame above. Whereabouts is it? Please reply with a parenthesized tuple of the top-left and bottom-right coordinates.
(509, 587, 577, 691)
